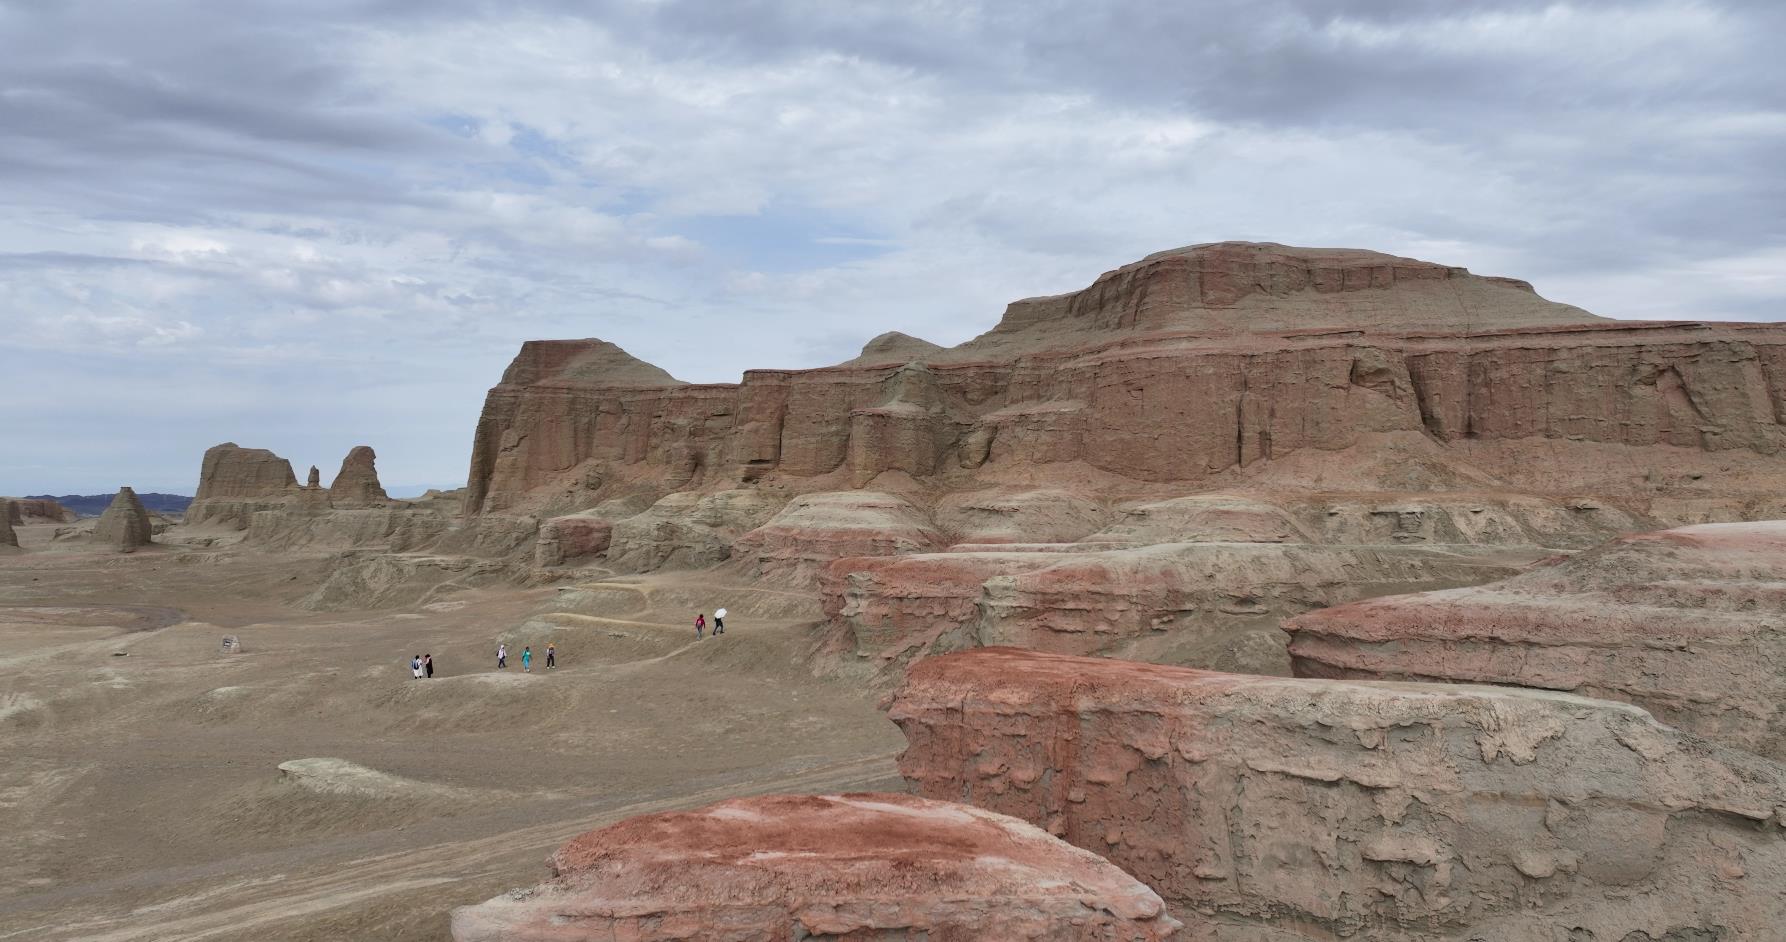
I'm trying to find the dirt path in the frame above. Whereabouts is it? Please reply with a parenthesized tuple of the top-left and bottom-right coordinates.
(19, 753, 900, 942)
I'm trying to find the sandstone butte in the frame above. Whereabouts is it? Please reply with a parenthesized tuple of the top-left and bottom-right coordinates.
(888, 647, 1786, 941)
(4, 497, 75, 524)
(185, 441, 396, 528)
(1286, 520, 1786, 759)
(450, 792, 1179, 941)
(92, 486, 153, 552)
(328, 444, 390, 508)
(461, 242, 1786, 521)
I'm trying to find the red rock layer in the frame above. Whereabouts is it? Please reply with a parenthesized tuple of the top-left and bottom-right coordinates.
(462, 245, 1786, 515)
(450, 792, 1178, 941)
(1287, 521, 1786, 758)
(888, 647, 1786, 941)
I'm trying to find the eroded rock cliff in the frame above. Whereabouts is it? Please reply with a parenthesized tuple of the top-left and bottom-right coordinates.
(1287, 520, 1786, 759)
(463, 242, 1786, 517)
(889, 647, 1786, 941)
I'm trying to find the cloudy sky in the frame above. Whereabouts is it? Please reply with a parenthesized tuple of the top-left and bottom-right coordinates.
(3, 0, 1783, 495)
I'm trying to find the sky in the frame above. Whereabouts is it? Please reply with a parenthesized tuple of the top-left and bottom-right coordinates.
(3, 0, 1783, 495)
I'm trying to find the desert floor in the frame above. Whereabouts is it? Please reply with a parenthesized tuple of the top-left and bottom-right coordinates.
(0, 528, 905, 941)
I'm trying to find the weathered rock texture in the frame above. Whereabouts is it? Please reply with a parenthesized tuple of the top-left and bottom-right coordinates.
(185, 442, 301, 527)
(327, 445, 389, 507)
(820, 542, 1524, 678)
(730, 491, 943, 582)
(0, 499, 16, 548)
(463, 243, 1786, 517)
(605, 489, 785, 572)
(4, 498, 75, 524)
(92, 487, 153, 552)
(451, 792, 1178, 941)
(1288, 521, 1786, 759)
(889, 647, 1786, 941)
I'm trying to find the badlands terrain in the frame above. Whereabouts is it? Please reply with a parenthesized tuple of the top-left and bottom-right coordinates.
(4, 242, 1786, 940)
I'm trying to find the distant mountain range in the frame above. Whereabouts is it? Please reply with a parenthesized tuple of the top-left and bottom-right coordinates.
(29, 493, 193, 517)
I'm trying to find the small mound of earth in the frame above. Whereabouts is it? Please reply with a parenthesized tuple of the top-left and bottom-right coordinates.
(214, 758, 487, 839)
(451, 792, 1178, 941)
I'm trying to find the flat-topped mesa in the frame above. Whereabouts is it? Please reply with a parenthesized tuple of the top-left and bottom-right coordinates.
(451, 793, 1178, 941)
(1288, 521, 1786, 758)
(191, 443, 299, 502)
(953, 241, 1601, 355)
(328, 445, 389, 508)
(185, 442, 302, 527)
(890, 647, 1786, 941)
(93, 487, 153, 552)
(463, 242, 1786, 515)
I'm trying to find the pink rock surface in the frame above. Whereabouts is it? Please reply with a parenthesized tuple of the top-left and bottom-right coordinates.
(534, 513, 613, 567)
(451, 792, 1178, 941)
(889, 647, 1786, 941)
(1287, 520, 1786, 758)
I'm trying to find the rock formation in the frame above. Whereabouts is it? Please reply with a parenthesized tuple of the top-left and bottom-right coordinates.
(450, 793, 1179, 941)
(306, 466, 320, 488)
(3, 497, 75, 524)
(604, 489, 785, 572)
(0, 499, 17, 549)
(463, 242, 1786, 517)
(730, 490, 944, 582)
(820, 541, 1524, 677)
(92, 487, 153, 552)
(1287, 521, 1786, 759)
(185, 442, 301, 527)
(327, 445, 389, 507)
(889, 647, 1786, 941)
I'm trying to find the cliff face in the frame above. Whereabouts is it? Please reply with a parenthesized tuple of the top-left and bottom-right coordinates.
(889, 647, 1786, 941)
(463, 243, 1786, 515)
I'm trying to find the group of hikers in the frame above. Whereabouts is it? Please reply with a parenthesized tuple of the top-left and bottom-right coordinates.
(411, 608, 732, 678)
(495, 641, 555, 671)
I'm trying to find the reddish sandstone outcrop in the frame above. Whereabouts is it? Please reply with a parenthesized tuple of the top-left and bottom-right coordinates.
(534, 513, 613, 567)
(463, 243, 1786, 515)
(450, 792, 1178, 941)
(328, 445, 389, 507)
(821, 542, 1523, 677)
(93, 487, 153, 552)
(731, 491, 943, 582)
(889, 648, 1786, 941)
(1287, 521, 1786, 758)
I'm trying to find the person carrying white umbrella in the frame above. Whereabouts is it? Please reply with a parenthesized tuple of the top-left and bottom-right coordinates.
(712, 607, 727, 636)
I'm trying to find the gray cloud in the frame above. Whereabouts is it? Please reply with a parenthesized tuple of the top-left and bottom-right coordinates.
(0, 0, 1780, 494)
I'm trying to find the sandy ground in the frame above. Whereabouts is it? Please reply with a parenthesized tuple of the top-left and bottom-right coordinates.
(0, 529, 905, 941)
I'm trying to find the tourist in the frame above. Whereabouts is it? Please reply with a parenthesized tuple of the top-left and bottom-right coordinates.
(522, 645, 532, 672)
(410, 654, 423, 679)
(424, 653, 434, 678)
(713, 607, 726, 635)
(546, 641, 556, 670)
(497, 642, 507, 669)
(695, 613, 705, 640)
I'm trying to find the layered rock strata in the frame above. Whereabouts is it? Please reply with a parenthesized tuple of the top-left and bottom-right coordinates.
(185, 442, 301, 527)
(889, 647, 1786, 941)
(464, 243, 1786, 516)
(450, 792, 1178, 941)
(4, 498, 75, 524)
(730, 490, 943, 582)
(1287, 520, 1786, 759)
(92, 487, 153, 552)
(821, 541, 1525, 676)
